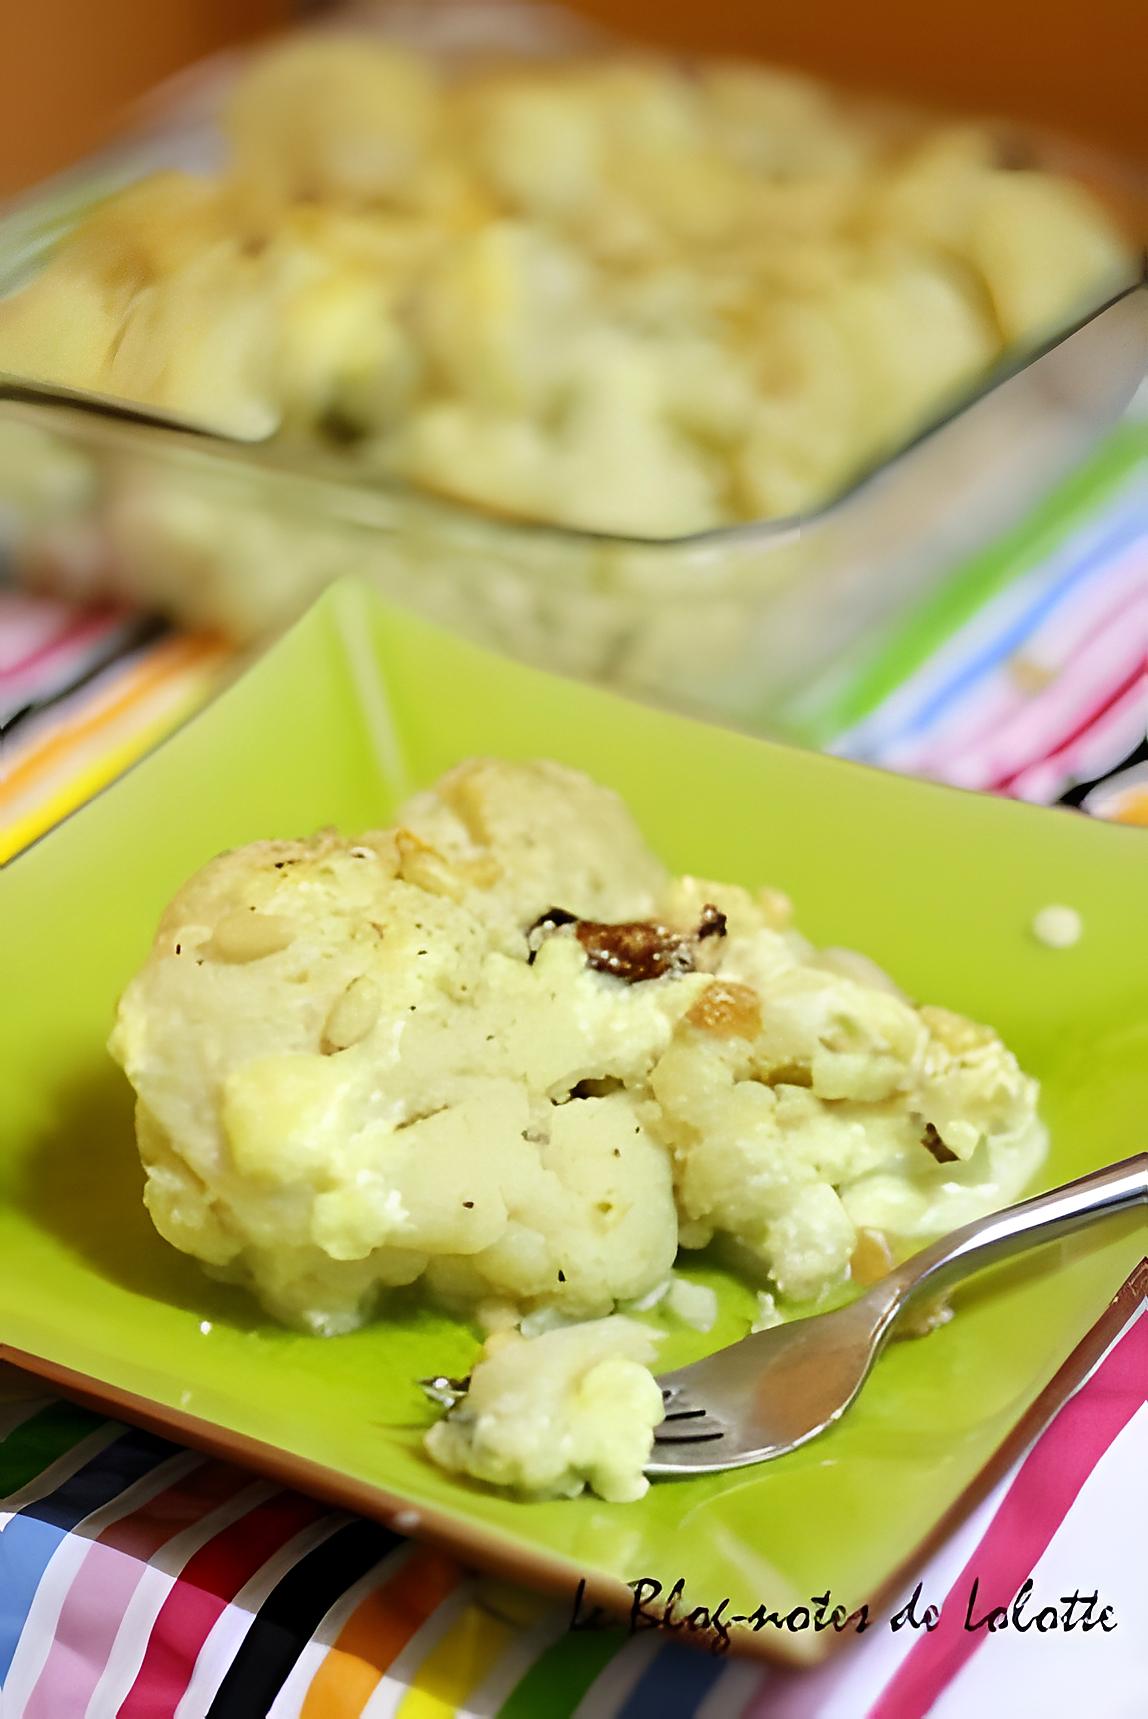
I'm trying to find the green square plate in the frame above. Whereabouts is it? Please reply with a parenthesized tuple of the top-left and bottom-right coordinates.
(2, 580, 1145, 1661)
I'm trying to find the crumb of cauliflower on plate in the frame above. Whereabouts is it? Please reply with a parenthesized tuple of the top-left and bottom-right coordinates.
(424, 1317, 665, 1503)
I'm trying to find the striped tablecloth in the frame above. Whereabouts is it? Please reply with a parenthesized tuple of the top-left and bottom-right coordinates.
(0, 1289, 1142, 1716)
(1, 430, 1145, 1717)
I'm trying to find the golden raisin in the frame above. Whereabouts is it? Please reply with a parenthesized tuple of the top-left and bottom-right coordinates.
(686, 980, 762, 1038)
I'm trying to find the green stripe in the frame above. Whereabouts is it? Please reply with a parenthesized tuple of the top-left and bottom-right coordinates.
(496, 1626, 630, 1719)
(0, 1400, 106, 1498)
(785, 425, 1148, 747)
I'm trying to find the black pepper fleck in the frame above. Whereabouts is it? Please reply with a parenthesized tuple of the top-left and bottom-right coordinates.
(463, 1200, 474, 1209)
(558, 1269, 566, 1282)
(921, 1122, 959, 1164)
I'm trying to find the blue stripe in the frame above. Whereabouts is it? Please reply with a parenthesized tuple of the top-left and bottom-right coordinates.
(615, 1638, 728, 1717)
(0, 1427, 177, 1684)
(858, 503, 1146, 755)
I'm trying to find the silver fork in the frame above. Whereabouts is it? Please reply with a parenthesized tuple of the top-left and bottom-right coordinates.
(649, 1153, 1146, 1475)
(419, 1154, 1145, 1474)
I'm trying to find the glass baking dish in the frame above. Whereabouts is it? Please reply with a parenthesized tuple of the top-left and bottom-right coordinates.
(0, 3, 1144, 739)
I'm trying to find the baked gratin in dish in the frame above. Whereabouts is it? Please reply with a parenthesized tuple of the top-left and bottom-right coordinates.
(0, 32, 1134, 543)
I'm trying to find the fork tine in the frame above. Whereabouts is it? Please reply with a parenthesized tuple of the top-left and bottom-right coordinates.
(653, 1414, 726, 1444)
(653, 1431, 725, 1446)
(660, 1389, 710, 1418)
(658, 1387, 706, 1416)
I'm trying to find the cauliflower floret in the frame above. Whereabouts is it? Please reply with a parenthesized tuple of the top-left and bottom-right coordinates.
(226, 37, 439, 212)
(0, 173, 236, 404)
(105, 244, 281, 441)
(765, 1183, 857, 1300)
(701, 63, 874, 178)
(466, 73, 606, 221)
(109, 761, 686, 1334)
(397, 755, 668, 928)
(650, 899, 1042, 1297)
(0, 269, 124, 397)
(968, 172, 1133, 344)
(414, 221, 591, 415)
(548, 331, 727, 535)
(828, 253, 999, 445)
(424, 1318, 664, 1502)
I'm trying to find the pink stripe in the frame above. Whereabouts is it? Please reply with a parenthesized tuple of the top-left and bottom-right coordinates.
(969, 602, 1147, 791)
(1007, 674, 1147, 803)
(0, 591, 84, 671)
(993, 662, 1145, 793)
(117, 1490, 324, 1717)
(22, 1461, 251, 1719)
(1008, 539, 1147, 666)
(910, 579, 1147, 786)
(906, 554, 1144, 778)
(24, 1546, 159, 1717)
(867, 1311, 1147, 1719)
(0, 608, 124, 686)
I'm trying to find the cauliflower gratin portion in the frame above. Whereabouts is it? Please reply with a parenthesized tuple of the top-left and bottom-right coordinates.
(110, 758, 1045, 1498)
(0, 34, 1133, 539)
(425, 1318, 665, 1503)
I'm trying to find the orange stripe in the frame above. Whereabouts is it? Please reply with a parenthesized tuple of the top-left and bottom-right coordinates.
(301, 1548, 463, 1719)
(0, 683, 213, 865)
(2, 654, 217, 812)
(0, 633, 227, 802)
(1113, 789, 1148, 826)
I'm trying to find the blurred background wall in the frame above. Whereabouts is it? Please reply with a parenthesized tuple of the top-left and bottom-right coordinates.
(0, 0, 1143, 197)
(575, 0, 1146, 163)
(0, 0, 284, 194)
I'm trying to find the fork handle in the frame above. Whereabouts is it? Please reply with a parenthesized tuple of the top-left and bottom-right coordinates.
(879, 1153, 1148, 1320)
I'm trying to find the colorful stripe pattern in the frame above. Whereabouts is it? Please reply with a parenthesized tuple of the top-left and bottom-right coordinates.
(1, 1292, 1144, 1715)
(791, 428, 1148, 805)
(0, 590, 231, 863)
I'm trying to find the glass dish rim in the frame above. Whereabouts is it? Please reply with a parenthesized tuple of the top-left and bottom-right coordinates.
(0, 278, 1142, 560)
